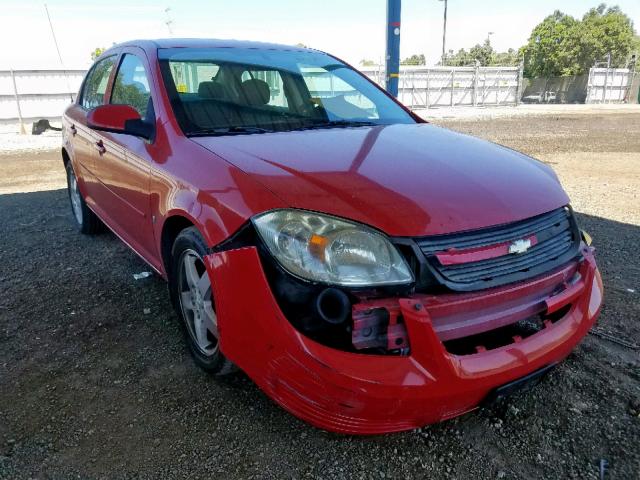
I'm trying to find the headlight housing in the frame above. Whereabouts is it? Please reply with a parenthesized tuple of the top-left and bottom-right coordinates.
(252, 209, 413, 287)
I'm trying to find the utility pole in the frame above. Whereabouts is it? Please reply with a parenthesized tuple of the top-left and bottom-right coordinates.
(385, 0, 401, 97)
(439, 0, 448, 66)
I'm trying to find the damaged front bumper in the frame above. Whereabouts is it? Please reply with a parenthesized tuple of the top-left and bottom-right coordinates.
(205, 243, 602, 435)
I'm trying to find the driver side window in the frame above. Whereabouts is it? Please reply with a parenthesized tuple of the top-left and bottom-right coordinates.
(110, 54, 152, 120)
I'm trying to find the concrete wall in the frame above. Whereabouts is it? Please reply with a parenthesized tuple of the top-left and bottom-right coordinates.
(0, 69, 84, 123)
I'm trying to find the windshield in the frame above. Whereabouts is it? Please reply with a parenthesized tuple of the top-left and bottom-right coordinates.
(158, 47, 416, 136)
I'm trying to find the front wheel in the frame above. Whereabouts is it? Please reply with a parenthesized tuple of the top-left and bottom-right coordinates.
(65, 162, 101, 234)
(170, 227, 235, 375)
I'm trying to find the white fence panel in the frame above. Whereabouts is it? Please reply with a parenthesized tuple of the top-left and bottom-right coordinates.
(586, 68, 633, 104)
(0, 69, 85, 122)
(361, 66, 521, 108)
(2, 65, 526, 125)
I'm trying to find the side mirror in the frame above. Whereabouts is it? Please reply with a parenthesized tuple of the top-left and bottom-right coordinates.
(87, 104, 154, 140)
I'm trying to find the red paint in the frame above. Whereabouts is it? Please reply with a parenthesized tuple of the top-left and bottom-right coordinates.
(207, 246, 600, 434)
(435, 234, 538, 265)
(87, 104, 141, 131)
(62, 39, 602, 434)
(191, 126, 567, 236)
(356, 260, 580, 342)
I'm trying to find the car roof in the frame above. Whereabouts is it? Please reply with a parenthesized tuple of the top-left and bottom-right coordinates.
(109, 38, 317, 53)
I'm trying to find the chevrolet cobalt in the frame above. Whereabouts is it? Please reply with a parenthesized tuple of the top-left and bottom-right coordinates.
(62, 39, 603, 434)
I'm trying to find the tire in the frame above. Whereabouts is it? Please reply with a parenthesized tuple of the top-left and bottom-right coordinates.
(169, 226, 235, 375)
(66, 161, 102, 234)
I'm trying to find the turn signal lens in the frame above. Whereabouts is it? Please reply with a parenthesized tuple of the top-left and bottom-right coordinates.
(588, 268, 603, 319)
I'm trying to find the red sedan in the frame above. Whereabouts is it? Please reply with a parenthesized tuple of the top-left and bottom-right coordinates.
(62, 39, 603, 434)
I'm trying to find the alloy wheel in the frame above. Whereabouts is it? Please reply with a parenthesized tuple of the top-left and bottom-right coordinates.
(68, 166, 83, 225)
(177, 249, 219, 356)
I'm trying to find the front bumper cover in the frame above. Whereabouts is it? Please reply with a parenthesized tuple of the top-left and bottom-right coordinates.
(205, 245, 602, 435)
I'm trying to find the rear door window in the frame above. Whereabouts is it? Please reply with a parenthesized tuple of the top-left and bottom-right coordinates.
(81, 56, 116, 110)
(110, 54, 152, 119)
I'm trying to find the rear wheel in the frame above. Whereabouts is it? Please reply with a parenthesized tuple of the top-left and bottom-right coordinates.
(65, 162, 101, 234)
(170, 227, 235, 375)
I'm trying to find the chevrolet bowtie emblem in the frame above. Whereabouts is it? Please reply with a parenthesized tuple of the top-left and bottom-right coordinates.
(509, 238, 532, 254)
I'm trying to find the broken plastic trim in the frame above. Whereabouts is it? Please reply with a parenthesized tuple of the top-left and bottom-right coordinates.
(209, 220, 412, 355)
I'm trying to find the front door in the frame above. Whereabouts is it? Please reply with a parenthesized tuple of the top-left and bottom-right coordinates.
(89, 49, 157, 264)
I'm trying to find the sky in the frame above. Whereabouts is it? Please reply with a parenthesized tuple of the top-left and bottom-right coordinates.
(1, 0, 639, 70)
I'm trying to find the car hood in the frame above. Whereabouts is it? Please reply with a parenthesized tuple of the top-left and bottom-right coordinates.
(191, 123, 569, 237)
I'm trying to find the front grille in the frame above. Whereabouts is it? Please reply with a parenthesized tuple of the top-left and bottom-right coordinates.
(415, 207, 580, 291)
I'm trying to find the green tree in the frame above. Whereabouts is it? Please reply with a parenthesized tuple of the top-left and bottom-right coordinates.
(632, 35, 640, 71)
(444, 48, 470, 66)
(401, 54, 426, 65)
(90, 47, 105, 61)
(492, 48, 520, 66)
(360, 59, 376, 67)
(578, 5, 635, 69)
(522, 4, 636, 77)
(444, 40, 517, 67)
(522, 10, 580, 76)
(469, 39, 494, 66)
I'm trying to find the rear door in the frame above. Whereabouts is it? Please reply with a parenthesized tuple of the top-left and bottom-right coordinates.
(64, 55, 117, 201)
(89, 48, 157, 263)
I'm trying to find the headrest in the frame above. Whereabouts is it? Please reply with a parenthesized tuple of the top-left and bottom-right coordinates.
(240, 79, 270, 106)
(198, 81, 226, 99)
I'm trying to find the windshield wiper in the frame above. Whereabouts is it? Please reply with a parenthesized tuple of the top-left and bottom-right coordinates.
(187, 126, 273, 137)
(309, 120, 378, 128)
(285, 119, 379, 132)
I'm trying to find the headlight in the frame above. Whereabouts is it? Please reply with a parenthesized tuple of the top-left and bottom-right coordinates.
(252, 209, 413, 286)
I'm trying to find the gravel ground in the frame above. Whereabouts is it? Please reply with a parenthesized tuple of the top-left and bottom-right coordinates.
(0, 130, 62, 155)
(0, 112, 639, 479)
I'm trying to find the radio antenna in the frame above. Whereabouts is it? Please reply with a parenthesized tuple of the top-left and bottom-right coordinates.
(44, 3, 73, 102)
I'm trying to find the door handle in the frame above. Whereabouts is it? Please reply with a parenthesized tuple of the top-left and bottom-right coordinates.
(69, 124, 77, 136)
(95, 140, 106, 156)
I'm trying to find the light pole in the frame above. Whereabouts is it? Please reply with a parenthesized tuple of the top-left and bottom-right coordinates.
(439, 0, 448, 66)
(385, 0, 402, 96)
(486, 31, 494, 45)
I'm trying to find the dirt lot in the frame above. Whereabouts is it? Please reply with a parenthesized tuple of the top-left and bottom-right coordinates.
(1, 112, 639, 479)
